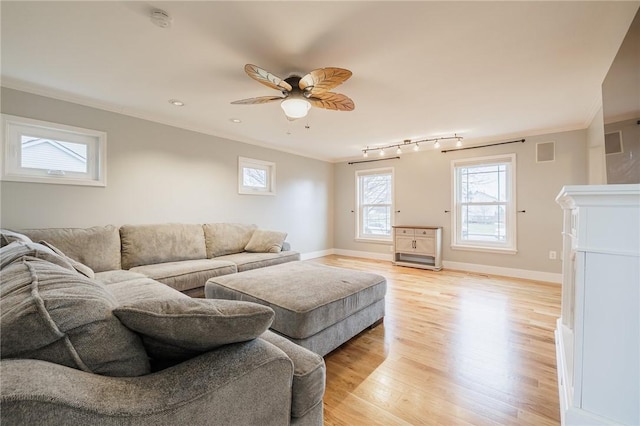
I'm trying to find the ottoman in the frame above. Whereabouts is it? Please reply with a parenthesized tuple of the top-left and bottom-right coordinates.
(205, 261, 386, 356)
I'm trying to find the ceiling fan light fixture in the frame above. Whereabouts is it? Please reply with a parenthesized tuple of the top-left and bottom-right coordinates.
(280, 98, 311, 120)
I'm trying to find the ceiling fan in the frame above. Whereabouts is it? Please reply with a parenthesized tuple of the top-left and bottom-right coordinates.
(231, 64, 355, 120)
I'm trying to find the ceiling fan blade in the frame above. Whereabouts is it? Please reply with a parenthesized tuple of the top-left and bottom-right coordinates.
(308, 92, 355, 111)
(231, 96, 284, 105)
(299, 67, 352, 94)
(244, 64, 293, 92)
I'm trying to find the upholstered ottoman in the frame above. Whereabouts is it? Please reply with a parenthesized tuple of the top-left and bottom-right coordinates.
(205, 261, 386, 356)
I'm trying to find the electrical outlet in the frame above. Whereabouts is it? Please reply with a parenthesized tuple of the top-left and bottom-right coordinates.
(549, 250, 557, 260)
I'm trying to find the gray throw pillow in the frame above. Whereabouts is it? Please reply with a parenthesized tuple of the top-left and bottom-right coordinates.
(113, 298, 274, 360)
(0, 229, 32, 247)
(0, 258, 150, 377)
(244, 229, 287, 253)
(0, 241, 76, 272)
(38, 240, 95, 279)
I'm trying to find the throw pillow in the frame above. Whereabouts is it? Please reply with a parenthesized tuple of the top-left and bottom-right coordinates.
(0, 229, 32, 247)
(244, 229, 287, 253)
(113, 298, 274, 361)
(0, 240, 76, 272)
(38, 240, 95, 279)
(0, 257, 150, 377)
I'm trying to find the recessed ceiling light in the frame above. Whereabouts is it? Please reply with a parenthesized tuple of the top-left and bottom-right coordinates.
(230, 118, 242, 123)
(168, 99, 184, 107)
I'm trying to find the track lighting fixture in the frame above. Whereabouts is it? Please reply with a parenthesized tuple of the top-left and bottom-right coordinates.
(361, 134, 463, 157)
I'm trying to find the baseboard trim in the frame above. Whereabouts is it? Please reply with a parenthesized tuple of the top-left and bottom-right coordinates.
(301, 248, 561, 283)
(443, 260, 561, 283)
(300, 249, 335, 260)
(332, 249, 393, 262)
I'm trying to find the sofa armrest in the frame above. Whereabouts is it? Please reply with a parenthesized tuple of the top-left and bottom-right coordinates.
(1, 339, 293, 426)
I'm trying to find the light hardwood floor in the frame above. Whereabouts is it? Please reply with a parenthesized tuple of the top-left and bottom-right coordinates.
(308, 255, 561, 426)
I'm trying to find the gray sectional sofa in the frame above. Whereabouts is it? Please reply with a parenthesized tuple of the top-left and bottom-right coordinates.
(0, 225, 323, 426)
(20, 223, 300, 296)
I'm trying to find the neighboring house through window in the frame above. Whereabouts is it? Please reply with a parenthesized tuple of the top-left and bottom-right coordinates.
(1, 114, 106, 186)
(356, 168, 394, 241)
(238, 157, 276, 195)
(451, 154, 517, 253)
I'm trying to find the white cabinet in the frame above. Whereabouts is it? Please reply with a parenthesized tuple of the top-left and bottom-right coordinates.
(393, 226, 442, 271)
(555, 184, 639, 426)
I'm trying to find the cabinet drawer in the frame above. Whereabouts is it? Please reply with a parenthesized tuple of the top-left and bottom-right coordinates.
(395, 228, 415, 237)
(415, 229, 435, 237)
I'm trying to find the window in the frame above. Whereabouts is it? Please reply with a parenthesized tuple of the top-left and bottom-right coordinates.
(356, 168, 394, 241)
(452, 154, 516, 253)
(238, 157, 275, 195)
(1, 114, 106, 186)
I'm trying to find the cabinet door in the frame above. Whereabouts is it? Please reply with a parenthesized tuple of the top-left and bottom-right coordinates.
(395, 236, 415, 253)
(414, 237, 435, 256)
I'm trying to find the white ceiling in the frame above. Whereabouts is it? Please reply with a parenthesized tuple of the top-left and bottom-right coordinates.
(2, 1, 638, 162)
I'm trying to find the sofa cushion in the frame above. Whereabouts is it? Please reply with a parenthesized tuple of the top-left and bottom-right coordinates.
(94, 269, 149, 286)
(120, 223, 206, 270)
(0, 229, 32, 247)
(216, 251, 301, 273)
(244, 229, 287, 253)
(100, 275, 189, 306)
(37, 240, 95, 279)
(113, 298, 274, 361)
(0, 257, 150, 377)
(129, 259, 237, 292)
(20, 225, 122, 272)
(203, 223, 257, 258)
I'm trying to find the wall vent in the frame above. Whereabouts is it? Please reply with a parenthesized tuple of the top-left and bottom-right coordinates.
(605, 131, 623, 155)
(536, 142, 555, 163)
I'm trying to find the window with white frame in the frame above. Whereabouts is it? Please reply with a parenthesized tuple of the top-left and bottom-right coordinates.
(451, 154, 517, 253)
(238, 157, 276, 195)
(1, 114, 106, 187)
(356, 168, 394, 241)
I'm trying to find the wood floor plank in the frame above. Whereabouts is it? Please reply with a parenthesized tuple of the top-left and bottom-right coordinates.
(309, 255, 561, 426)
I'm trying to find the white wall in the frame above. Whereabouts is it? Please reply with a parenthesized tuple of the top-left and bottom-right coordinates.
(0, 88, 334, 254)
(333, 130, 588, 275)
(1, 87, 592, 276)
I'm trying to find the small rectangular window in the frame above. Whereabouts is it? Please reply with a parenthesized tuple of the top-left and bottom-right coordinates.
(238, 157, 275, 195)
(452, 154, 517, 253)
(356, 168, 394, 241)
(1, 114, 106, 186)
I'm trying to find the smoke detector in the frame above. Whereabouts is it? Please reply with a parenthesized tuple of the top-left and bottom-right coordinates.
(150, 9, 172, 28)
